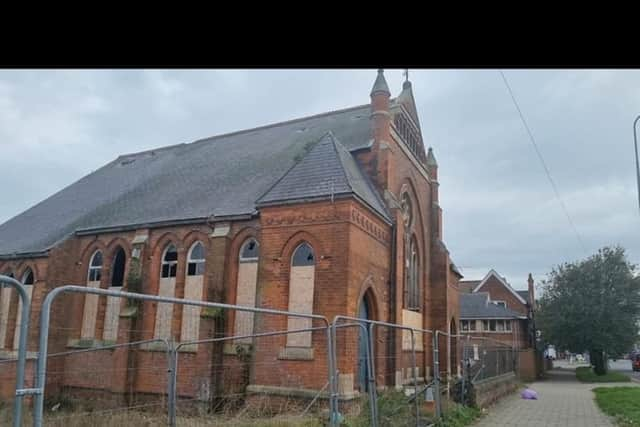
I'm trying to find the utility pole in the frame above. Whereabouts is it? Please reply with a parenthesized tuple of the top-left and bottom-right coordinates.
(634, 115, 640, 214)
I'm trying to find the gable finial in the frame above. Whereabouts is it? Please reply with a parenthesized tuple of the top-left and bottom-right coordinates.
(403, 68, 409, 82)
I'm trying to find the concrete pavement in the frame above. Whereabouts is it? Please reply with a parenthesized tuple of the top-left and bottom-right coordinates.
(473, 364, 637, 427)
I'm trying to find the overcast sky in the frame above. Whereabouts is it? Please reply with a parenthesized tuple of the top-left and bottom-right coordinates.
(1, 69, 639, 291)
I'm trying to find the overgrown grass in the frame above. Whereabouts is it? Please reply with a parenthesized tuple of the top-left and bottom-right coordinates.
(434, 404, 481, 427)
(0, 406, 323, 427)
(576, 367, 631, 383)
(341, 390, 479, 427)
(593, 387, 640, 427)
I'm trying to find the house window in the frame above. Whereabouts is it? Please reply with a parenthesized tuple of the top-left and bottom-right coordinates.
(187, 242, 205, 276)
(235, 238, 260, 343)
(483, 320, 498, 332)
(505, 320, 512, 332)
(494, 301, 506, 308)
(406, 236, 420, 310)
(497, 319, 505, 332)
(161, 244, 178, 278)
(460, 320, 476, 332)
(88, 251, 103, 282)
(286, 242, 316, 349)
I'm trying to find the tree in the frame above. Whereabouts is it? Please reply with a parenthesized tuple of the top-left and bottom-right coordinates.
(537, 246, 640, 375)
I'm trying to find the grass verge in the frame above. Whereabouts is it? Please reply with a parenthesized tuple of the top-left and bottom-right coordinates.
(593, 387, 640, 427)
(576, 367, 630, 383)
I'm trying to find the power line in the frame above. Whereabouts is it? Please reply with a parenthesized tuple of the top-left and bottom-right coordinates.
(499, 70, 588, 254)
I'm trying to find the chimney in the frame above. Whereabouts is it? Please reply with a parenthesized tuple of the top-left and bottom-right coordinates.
(528, 273, 535, 311)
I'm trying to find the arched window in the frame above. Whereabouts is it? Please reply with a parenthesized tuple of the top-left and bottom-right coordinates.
(0, 271, 13, 349)
(110, 247, 126, 288)
(156, 243, 178, 340)
(292, 243, 314, 267)
(401, 193, 413, 229)
(239, 238, 259, 262)
(21, 268, 34, 285)
(187, 242, 205, 276)
(13, 268, 35, 350)
(406, 237, 420, 310)
(234, 238, 260, 342)
(82, 251, 103, 340)
(286, 242, 316, 352)
(88, 251, 103, 282)
(103, 247, 126, 343)
(161, 244, 178, 278)
(181, 241, 206, 344)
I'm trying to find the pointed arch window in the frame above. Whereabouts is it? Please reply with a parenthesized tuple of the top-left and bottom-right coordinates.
(82, 251, 103, 340)
(187, 242, 205, 276)
(103, 247, 126, 343)
(234, 238, 260, 343)
(0, 271, 13, 349)
(181, 241, 206, 345)
(161, 244, 178, 278)
(11, 268, 35, 350)
(406, 237, 420, 310)
(156, 243, 178, 340)
(88, 251, 103, 282)
(240, 238, 259, 262)
(285, 242, 316, 352)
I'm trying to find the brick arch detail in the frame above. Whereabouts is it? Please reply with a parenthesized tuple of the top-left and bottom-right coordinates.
(279, 230, 324, 262)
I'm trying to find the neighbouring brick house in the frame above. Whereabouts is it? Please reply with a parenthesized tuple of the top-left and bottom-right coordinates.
(458, 270, 536, 350)
(0, 70, 461, 405)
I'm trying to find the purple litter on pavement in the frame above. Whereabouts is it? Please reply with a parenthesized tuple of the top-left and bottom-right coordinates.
(521, 388, 538, 400)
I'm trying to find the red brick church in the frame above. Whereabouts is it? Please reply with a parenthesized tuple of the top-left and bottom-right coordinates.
(0, 70, 461, 404)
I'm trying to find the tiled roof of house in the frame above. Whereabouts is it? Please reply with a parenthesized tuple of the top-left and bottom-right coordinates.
(459, 293, 525, 320)
(0, 103, 381, 256)
(517, 290, 530, 304)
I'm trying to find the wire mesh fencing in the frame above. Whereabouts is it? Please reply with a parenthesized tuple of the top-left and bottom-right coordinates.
(461, 335, 516, 383)
(172, 317, 333, 426)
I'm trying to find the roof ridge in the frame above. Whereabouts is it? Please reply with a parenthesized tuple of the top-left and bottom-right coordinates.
(327, 132, 357, 194)
(118, 103, 371, 159)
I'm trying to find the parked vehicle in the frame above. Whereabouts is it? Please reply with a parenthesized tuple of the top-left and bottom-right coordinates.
(544, 345, 557, 360)
(632, 354, 640, 372)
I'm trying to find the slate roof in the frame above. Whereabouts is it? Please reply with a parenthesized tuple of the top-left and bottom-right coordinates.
(459, 293, 526, 320)
(0, 104, 382, 257)
(517, 290, 530, 304)
(458, 280, 480, 294)
(257, 132, 389, 220)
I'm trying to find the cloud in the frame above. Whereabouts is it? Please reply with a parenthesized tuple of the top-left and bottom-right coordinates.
(0, 69, 638, 290)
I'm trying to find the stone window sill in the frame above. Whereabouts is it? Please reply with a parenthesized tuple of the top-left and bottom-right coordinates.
(278, 346, 314, 361)
(67, 339, 118, 349)
(223, 343, 252, 356)
(0, 349, 38, 360)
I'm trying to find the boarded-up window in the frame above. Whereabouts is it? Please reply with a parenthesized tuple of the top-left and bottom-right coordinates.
(13, 269, 35, 349)
(234, 239, 259, 343)
(155, 244, 177, 340)
(0, 272, 13, 349)
(180, 241, 205, 343)
(286, 243, 315, 348)
(81, 252, 102, 339)
(103, 247, 126, 342)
